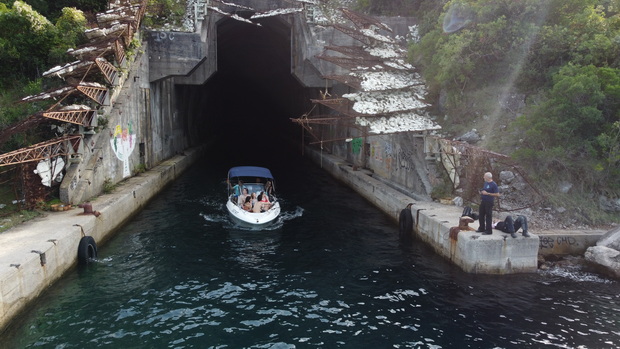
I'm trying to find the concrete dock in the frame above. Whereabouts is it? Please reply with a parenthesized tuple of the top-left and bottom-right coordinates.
(0, 147, 204, 333)
(305, 149, 606, 271)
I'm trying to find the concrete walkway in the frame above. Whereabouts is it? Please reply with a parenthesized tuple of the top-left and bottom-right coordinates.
(305, 149, 606, 270)
(0, 147, 204, 332)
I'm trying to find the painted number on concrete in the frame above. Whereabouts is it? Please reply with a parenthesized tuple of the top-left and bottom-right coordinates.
(153, 32, 175, 42)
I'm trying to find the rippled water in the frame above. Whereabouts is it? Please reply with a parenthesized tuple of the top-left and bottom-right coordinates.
(3, 154, 619, 348)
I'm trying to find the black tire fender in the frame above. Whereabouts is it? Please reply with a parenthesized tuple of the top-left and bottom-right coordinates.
(399, 208, 414, 236)
(77, 236, 98, 264)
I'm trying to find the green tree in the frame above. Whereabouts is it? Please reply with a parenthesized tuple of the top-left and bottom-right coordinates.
(42, 0, 106, 21)
(354, 0, 418, 16)
(0, 1, 55, 87)
(48, 7, 87, 65)
(595, 121, 620, 188)
(515, 64, 620, 187)
(411, 0, 549, 107)
(520, 0, 620, 89)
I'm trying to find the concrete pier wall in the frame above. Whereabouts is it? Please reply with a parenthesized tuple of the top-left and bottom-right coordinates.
(306, 148, 540, 274)
(0, 147, 204, 333)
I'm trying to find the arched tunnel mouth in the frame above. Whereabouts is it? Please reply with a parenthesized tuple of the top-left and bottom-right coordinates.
(176, 15, 319, 168)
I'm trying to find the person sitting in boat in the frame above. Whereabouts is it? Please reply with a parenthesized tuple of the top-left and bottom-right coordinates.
(260, 192, 272, 210)
(242, 196, 252, 211)
(237, 188, 249, 207)
(265, 180, 274, 197)
(252, 193, 271, 213)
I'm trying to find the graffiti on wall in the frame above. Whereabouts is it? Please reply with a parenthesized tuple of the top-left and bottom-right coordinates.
(351, 138, 363, 154)
(396, 148, 415, 173)
(539, 236, 578, 250)
(370, 140, 392, 175)
(110, 122, 136, 178)
(369, 139, 418, 176)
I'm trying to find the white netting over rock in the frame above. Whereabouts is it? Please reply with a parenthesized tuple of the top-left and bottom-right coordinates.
(343, 88, 428, 114)
(356, 112, 441, 134)
(353, 71, 424, 91)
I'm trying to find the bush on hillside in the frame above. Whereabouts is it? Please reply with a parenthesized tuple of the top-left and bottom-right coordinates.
(410, 0, 620, 214)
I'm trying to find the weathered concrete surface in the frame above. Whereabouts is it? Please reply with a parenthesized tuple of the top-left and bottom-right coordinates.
(538, 229, 606, 256)
(62, 38, 197, 205)
(147, 29, 216, 84)
(0, 146, 205, 333)
(306, 148, 540, 274)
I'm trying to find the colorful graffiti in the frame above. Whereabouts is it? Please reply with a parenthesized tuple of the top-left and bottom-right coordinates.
(351, 137, 363, 154)
(110, 122, 136, 177)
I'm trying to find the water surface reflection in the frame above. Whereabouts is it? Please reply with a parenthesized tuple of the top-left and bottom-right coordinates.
(3, 156, 618, 348)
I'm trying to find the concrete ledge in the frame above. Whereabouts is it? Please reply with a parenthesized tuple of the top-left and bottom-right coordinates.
(0, 146, 204, 332)
(538, 229, 606, 256)
(306, 148, 539, 274)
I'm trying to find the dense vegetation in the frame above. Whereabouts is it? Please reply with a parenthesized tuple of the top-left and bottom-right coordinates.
(0, 1, 107, 151)
(357, 0, 620, 223)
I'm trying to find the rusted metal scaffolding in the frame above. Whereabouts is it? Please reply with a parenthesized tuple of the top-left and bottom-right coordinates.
(291, 8, 540, 209)
(42, 108, 96, 127)
(0, 136, 82, 167)
(43, 57, 119, 86)
(291, 8, 425, 144)
(0, 0, 148, 207)
(437, 137, 545, 212)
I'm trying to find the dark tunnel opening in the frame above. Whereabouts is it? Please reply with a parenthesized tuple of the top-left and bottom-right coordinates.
(176, 16, 319, 169)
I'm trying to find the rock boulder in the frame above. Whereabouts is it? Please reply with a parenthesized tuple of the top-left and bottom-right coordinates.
(597, 225, 620, 250)
(585, 246, 620, 279)
(584, 225, 620, 278)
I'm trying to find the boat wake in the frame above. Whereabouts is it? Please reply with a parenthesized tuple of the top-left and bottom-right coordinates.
(279, 205, 304, 222)
(199, 212, 229, 225)
(199, 206, 304, 231)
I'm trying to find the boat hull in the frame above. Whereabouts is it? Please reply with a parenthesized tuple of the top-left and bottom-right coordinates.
(226, 200, 281, 228)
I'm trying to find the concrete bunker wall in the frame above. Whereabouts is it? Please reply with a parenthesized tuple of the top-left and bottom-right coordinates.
(61, 42, 194, 205)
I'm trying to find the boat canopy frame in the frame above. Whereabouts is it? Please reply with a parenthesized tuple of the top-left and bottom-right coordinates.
(227, 166, 276, 198)
(228, 166, 274, 180)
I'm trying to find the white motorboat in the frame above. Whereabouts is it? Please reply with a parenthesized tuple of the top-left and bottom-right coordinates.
(226, 166, 281, 228)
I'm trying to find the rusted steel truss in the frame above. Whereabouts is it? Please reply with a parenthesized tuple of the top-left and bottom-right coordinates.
(95, 57, 120, 85)
(292, 114, 357, 125)
(332, 23, 370, 45)
(21, 83, 109, 106)
(43, 57, 119, 86)
(114, 38, 127, 66)
(297, 8, 437, 146)
(311, 98, 361, 117)
(315, 54, 386, 71)
(0, 0, 146, 206)
(0, 135, 82, 167)
(322, 74, 362, 90)
(76, 84, 109, 105)
(341, 8, 392, 32)
(291, 113, 363, 145)
(324, 45, 373, 58)
(42, 108, 96, 126)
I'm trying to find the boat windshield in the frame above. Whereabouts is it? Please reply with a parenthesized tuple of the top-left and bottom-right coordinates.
(244, 183, 265, 195)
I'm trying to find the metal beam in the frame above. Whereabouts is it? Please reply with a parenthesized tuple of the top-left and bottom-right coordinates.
(0, 135, 82, 167)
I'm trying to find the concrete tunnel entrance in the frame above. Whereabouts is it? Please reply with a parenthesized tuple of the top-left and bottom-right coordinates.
(175, 15, 318, 164)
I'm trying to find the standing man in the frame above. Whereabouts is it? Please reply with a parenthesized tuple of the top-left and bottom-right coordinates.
(477, 172, 499, 235)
